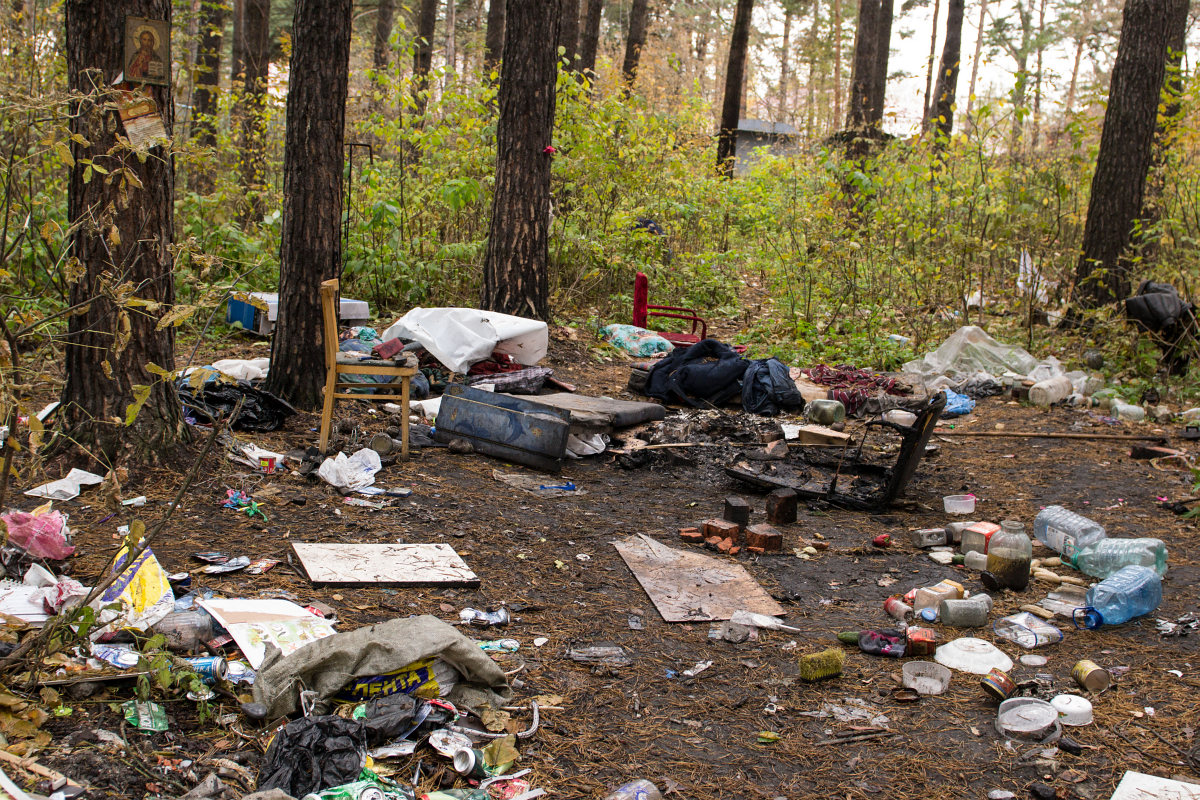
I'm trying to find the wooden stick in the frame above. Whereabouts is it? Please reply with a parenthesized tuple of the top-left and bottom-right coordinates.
(0, 748, 83, 787)
(815, 731, 898, 746)
(935, 429, 1165, 442)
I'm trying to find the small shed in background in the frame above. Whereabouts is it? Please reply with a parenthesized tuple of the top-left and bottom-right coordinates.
(733, 119, 802, 176)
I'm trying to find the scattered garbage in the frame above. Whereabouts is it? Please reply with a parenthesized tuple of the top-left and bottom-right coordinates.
(1032, 506, 1105, 564)
(1, 505, 74, 560)
(255, 715, 368, 797)
(318, 448, 383, 491)
(993, 612, 1064, 648)
(797, 647, 845, 682)
(1050, 694, 1093, 725)
(122, 699, 168, 733)
(603, 779, 663, 800)
(934, 637, 1013, 674)
(23, 468, 103, 501)
(1074, 565, 1163, 628)
(1073, 537, 1168, 578)
(995, 697, 1060, 741)
(984, 520, 1032, 591)
(602, 324, 674, 356)
(901, 661, 951, 695)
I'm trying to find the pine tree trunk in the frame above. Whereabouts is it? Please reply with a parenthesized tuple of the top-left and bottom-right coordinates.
(867, 0, 892, 127)
(231, 0, 244, 81)
(265, 0, 353, 409)
(374, 0, 395, 72)
(1139, 0, 1189, 262)
(559, 0, 580, 69)
(1075, 0, 1182, 307)
(778, 5, 791, 122)
(965, 0, 986, 117)
(484, 0, 504, 73)
(805, 0, 819, 136)
(191, 0, 226, 195)
(832, 0, 842, 129)
(1064, 34, 1084, 117)
(921, 0, 940, 130)
(62, 0, 185, 464)
(446, 0, 457, 73)
(578, 0, 603, 74)
(621, 0, 648, 88)
(481, 0, 559, 320)
(931, 0, 963, 142)
(716, 0, 754, 176)
(238, 0, 270, 224)
(414, 0, 438, 114)
(846, 0, 878, 129)
(1031, 0, 1046, 150)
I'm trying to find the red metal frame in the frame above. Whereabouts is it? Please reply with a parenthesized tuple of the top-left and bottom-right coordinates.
(632, 271, 708, 346)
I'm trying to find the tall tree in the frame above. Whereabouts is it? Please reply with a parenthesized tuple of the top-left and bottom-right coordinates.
(716, 0, 755, 175)
(481, 0, 560, 319)
(230, 0, 244, 82)
(560, 0, 580, 68)
(578, 0, 604, 74)
(1030, 0, 1048, 149)
(191, 0, 226, 195)
(921, 0, 941, 130)
(446, 0, 457, 73)
(778, 2, 793, 121)
(929, 0, 964, 141)
(265, 0, 353, 408)
(846, 0, 879, 128)
(483, 0, 504, 73)
(965, 0, 986, 117)
(1074, 0, 1185, 307)
(867, 0, 893, 126)
(373, 0, 395, 73)
(621, 0, 649, 88)
(237, 0, 270, 223)
(414, 0, 438, 114)
(62, 0, 185, 462)
(805, 0, 820, 135)
(832, 0, 843, 128)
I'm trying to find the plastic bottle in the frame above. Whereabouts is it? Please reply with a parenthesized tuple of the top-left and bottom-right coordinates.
(604, 780, 663, 800)
(986, 520, 1033, 591)
(150, 610, 216, 652)
(913, 579, 964, 612)
(807, 399, 846, 425)
(1073, 538, 1168, 579)
(963, 551, 988, 571)
(1029, 376, 1072, 406)
(1032, 506, 1106, 564)
(1074, 565, 1163, 629)
(1109, 400, 1146, 422)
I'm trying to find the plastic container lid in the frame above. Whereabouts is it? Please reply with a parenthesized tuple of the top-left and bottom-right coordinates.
(1050, 694, 1094, 726)
(934, 637, 1014, 674)
(996, 697, 1060, 740)
(902, 661, 952, 695)
(944, 495, 976, 514)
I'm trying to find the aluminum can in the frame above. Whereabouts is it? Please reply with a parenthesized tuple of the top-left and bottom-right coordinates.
(184, 656, 227, 684)
(1072, 659, 1111, 692)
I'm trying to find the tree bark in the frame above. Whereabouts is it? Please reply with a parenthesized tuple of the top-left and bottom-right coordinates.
(716, 0, 754, 176)
(1031, 0, 1046, 150)
(238, 0, 270, 224)
(62, 0, 185, 465)
(481, 0, 559, 320)
(832, 0, 842, 129)
(846, 0, 878, 128)
(921, 0, 940, 130)
(231, 0, 244, 81)
(446, 0, 457, 73)
(483, 0, 504, 73)
(374, 0, 395, 72)
(621, 0, 649, 89)
(778, 4, 792, 122)
(1064, 33, 1085, 117)
(805, 0, 819, 136)
(1074, 0, 1182, 307)
(559, 0, 580, 68)
(930, 0, 963, 142)
(1140, 0, 1189, 261)
(867, 0, 892, 127)
(578, 0, 603, 74)
(191, 0, 226, 195)
(414, 0, 438, 114)
(264, 0, 353, 409)
(965, 0, 986, 117)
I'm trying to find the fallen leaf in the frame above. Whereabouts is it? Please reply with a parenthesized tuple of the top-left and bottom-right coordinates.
(757, 731, 781, 744)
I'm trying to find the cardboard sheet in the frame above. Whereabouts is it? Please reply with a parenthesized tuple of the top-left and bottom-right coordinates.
(198, 597, 336, 669)
(291, 543, 479, 587)
(613, 534, 785, 622)
(1110, 771, 1200, 800)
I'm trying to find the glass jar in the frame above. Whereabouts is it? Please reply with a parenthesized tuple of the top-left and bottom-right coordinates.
(986, 520, 1033, 591)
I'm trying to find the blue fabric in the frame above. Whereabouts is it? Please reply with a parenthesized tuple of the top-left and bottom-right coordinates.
(942, 388, 975, 417)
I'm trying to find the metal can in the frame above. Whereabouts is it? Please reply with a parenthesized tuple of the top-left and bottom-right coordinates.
(452, 747, 490, 779)
(300, 782, 388, 800)
(883, 596, 912, 620)
(184, 656, 228, 685)
(1072, 659, 1111, 692)
(904, 626, 938, 656)
(459, 607, 511, 626)
(980, 667, 1018, 702)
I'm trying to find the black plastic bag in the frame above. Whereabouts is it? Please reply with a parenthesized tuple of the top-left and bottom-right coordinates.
(177, 379, 296, 432)
(644, 339, 748, 408)
(256, 715, 367, 797)
(742, 357, 805, 416)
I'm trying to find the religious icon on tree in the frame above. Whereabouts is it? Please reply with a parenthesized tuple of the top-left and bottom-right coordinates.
(124, 16, 169, 86)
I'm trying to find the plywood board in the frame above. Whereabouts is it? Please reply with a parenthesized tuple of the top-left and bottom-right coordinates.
(1110, 771, 1200, 800)
(613, 534, 784, 622)
(291, 543, 479, 587)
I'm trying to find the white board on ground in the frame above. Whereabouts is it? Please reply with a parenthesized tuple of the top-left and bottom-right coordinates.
(291, 543, 479, 587)
(1109, 771, 1200, 800)
(613, 533, 785, 623)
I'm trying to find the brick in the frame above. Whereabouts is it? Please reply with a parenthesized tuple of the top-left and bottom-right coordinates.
(704, 536, 723, 550)
(747, 546, 765, 555)
(679, 529, 704, 544)
(716, 538, 733, 553)
(702, 518, 742, 543)
(766, 488, 798, 525)
(744, 523, 783, 553)
(729, 546, 741, 556)
(722, 497, 751, 529)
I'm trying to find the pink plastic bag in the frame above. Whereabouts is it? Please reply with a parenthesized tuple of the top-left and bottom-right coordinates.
(1, 509, 75, 560)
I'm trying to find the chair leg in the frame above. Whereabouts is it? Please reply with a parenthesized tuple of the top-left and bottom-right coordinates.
(318, 369, 338, 455)
(400, 375, 410, 460)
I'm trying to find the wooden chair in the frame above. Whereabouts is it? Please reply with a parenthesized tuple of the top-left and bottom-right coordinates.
(318, 278, 418, 456)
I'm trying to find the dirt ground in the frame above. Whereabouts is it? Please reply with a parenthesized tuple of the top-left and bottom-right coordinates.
(20, 331, 1200, 800)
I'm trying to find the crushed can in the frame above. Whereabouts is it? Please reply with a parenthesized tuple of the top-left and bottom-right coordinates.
(459, 607, 510, 627)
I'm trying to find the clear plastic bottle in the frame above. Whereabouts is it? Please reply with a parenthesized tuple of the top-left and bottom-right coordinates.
(913, 579, 964, 612)
(1073, 538, 1168, 579)
(1029, 376, 1073, 406)
(1074, 565, 1162, 629)
(986, 520, 1033, 591)
(604, 780, 663, 800)
(1032, 506, 1106, 564)
(1109, 400, 1146, 422)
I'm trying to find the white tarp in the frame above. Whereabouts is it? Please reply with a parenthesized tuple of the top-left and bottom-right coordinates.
(904, 326, 1042, 380)
(381, 307, 548, 374)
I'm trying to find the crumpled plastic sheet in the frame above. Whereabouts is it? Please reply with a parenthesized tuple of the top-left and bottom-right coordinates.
(941, 388, 976, 417)
(255, 715, 367, 798)
(903, 325, 1058, 392)
(601, 324, 674, 357)
(0, 508, 74, 560)
(317, 448, 382, 491)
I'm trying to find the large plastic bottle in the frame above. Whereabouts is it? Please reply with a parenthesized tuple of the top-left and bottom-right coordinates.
(1073, 538, 1168, 579)
(604, 780, 663, 800)
(1032, 506, 1106, 564)
(1029, 376, 1072, 406)
(1074, 565, 1162, 629)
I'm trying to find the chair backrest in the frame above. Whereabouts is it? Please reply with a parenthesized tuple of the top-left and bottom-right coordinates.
(880, 391, 948, 503)
(632, 271, 649, 328)
(320, 278, 340, 369)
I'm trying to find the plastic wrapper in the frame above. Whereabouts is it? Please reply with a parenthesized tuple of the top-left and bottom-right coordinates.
(1, 504, 74, 560)
(335, 657, 459, 702)
(91, 545, 174, 639)
(601, 324, 674, 357)
(903, 326, 1046, 385)
(382, 307, 548, 373)
(256, 715, 367, 798)
(317, 448, 383, 491)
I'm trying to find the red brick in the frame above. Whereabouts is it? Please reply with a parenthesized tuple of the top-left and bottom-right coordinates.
(679, 529, 704, 544)
(716, 538, 733, 553)
(747, 546, 765, 555)
(702, 518, 742, 543)
(766, 488, 798, 525)
(723, 497, 751, 529)
(729, 546, 741, 556)
(704, 536, 723, 550)
(744, 523, 783, 553)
